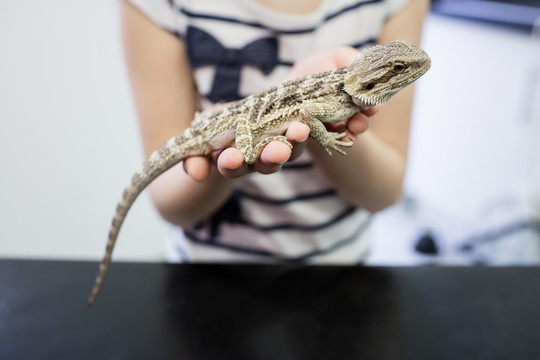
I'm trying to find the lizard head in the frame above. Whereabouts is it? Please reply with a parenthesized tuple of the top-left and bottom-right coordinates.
(343, 40, 431, 108)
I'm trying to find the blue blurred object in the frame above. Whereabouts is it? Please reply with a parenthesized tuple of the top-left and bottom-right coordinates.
(432, 0, 540, 29)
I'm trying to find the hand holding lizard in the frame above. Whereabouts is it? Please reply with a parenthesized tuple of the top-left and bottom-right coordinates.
(183, 46, 379, 182)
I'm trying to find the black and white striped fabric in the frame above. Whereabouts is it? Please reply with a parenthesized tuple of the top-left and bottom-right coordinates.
(128, 0, 408, 263)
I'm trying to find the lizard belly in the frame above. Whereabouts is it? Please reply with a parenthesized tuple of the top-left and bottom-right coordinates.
(209, 129, 236, 149)
(266, 120, 294, 136)
(259, 114, 302, 136)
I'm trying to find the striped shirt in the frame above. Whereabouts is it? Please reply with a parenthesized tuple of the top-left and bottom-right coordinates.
(128, 0, 408, 263)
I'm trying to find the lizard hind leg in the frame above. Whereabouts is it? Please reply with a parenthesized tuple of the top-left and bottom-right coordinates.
(300, 109, 354, 156)
(253, 135, 293, 164)
(235, 116, 293, 165)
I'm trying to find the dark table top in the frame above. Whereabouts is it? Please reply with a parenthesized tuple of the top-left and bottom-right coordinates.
(1, 259, 539, 360)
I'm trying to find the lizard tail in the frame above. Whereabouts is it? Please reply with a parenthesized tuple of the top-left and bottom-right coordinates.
(87, 131, 202, 307)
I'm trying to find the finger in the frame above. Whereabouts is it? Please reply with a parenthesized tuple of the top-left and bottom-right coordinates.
(286, 47, 360, 80)
(361, 106, 379, 117)
(217, 148, 248, 178)
(256, 141, 291, 174)
(347, 111, 371, 135)
(183, 156, 212, 182)
(210, 150, 222, 164)
(286, 122, 310, 161)
(286, 122, 310, 145)
(333, 47, 362, 68)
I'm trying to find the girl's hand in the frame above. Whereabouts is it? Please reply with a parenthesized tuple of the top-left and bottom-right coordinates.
(182, 121, 309, 181)
(184, 46, 378, 182)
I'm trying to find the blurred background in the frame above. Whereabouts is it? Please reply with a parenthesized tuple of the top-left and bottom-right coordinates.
(1, 0, 539, 265)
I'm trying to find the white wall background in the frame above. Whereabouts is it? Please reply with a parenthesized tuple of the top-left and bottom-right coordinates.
(0, 1, 167, 261)
(1, 1, 539, 263)
(371, 14, 540, 264)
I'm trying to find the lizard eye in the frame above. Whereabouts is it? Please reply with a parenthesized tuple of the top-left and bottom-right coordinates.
(365, 83, 376, 90)
(392, 63, 406, 73)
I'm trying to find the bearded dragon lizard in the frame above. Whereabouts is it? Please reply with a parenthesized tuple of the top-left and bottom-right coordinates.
(87, 40, 431, 306)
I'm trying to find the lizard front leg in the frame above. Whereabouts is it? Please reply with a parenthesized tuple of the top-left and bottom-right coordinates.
(299, 101, 357, 155)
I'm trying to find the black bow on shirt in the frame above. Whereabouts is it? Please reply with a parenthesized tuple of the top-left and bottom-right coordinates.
(187, 26, 279, 103)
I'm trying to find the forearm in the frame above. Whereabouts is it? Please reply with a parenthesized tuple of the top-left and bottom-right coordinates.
(311, 0, 428, 213)
(122, 1, 239, 228)
(148, 164, 237, 228)
(308, 77, 417, 212)
(308, 128, 406, 213)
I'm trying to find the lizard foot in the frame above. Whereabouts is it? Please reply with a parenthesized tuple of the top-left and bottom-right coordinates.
(320, 131, 354, 156)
